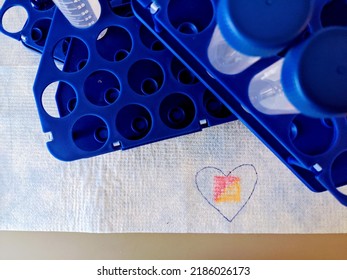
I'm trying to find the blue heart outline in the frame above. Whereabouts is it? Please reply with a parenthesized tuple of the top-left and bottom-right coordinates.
(195, 164, 258, 223)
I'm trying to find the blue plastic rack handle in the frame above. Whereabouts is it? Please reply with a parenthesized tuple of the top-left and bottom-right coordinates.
(132, 0, 347, 206)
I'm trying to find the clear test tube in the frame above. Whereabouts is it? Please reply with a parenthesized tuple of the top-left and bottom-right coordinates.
(207, 25, 260, 75)
(248, 59, 299, 115)
(208, 0, 314, 75)
(249, 27, 347, 118)
(52, 0, 101, 29)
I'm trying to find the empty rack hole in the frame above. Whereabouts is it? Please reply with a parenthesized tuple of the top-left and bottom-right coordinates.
(67, 98, 77, 113)
(289, 116, 336, 156)
(41, 81, 77, 118)
(168, 107, 186, 124)
(96, 26, 132, 62)
(30, 0, 55, 10)
(53, 37, 89, 72)
(104, 88, 120, 105)
(159, 93, 196, 129)
(203, 89, 232, 119)
(139, 24, 165, 51)
(72, 115, 109, 151)
(178, 22, 199, 34)
(178, 69, 198, 84)
(116, 104, 152, 140)
(84, 70, 121, 106)
(171, 57, 198, 85)
(168, 0, 214, 34)
(128, 59, 164, 95)
(94, 126, 108, 143)
(2, 6, 28, 33)
(110, 1, 134, 17)
(131, 116, 149, 134)
(31, 28, 42, 42)
(31, 18, 52, 47)
(141, 78, 159, 95)
(114, 49, 129, 62)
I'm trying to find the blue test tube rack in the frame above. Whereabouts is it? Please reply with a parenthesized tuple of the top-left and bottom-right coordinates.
(0, 0, 235, 161)
(132, 0, 347, 206)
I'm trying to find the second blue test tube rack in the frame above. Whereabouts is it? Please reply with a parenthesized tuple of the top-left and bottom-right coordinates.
(132, 0, 347, 205)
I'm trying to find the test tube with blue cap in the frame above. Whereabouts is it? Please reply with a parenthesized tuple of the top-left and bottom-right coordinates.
(207, 0, 314, 74)
(250, 27, 347, 118)
(52, 0, 101, 28)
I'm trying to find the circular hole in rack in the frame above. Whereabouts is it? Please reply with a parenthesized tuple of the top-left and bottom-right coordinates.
(177, 22, 199, 35)
(321, 0, 347, 27)
(159, 93, 196, 129)
(289, 115, 336, 156)
(168, 107, 186, 124)
(53, 37, 89, 72)
(114, 49, 129, 62)
(67, 97, 77, 113)
(104, 88, 120, 105)
(84, 70, 121, 106)
(2, 6, 28, 33)
(94, 126, 109, 143)
(30, 0, 55, 10)
(77, 59, 88, 70)
(110, 2, 134, 17)
(96, 26, 132, 62)
(178, 69, 198, 84)
(41, 81, 77, 118)
(72, 115, 109, 151)
(128, 59, 164, 95)
(168, 0, 214, 34)
(151, 41, 165, 51)
(139, 24, 165, 51)
(116, 104, 152, 140)
(203, 89, 232, 119)
(141, 78, 159, 95)
(131, 116, 149, 134)
(31, 28, 42, 42)
(170, 57, 198, 85)
(31, 18, 51, 47)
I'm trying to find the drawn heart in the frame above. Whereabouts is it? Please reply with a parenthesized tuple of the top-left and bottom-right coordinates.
(195, 164, 258, 222)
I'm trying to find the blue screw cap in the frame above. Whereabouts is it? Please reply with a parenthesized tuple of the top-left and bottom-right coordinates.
(217, 0, 314, 57)
(282, 27, 347, 118)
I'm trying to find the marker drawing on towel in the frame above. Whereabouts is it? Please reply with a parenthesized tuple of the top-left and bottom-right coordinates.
(195, 164, 258, 223)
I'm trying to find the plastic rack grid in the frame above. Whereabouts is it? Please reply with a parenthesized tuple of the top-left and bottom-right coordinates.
(0, 0, 235, 161)
(133, 0, 347, 206)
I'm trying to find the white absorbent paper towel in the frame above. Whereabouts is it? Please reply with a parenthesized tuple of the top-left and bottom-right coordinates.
(1, 13, 347, 233)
